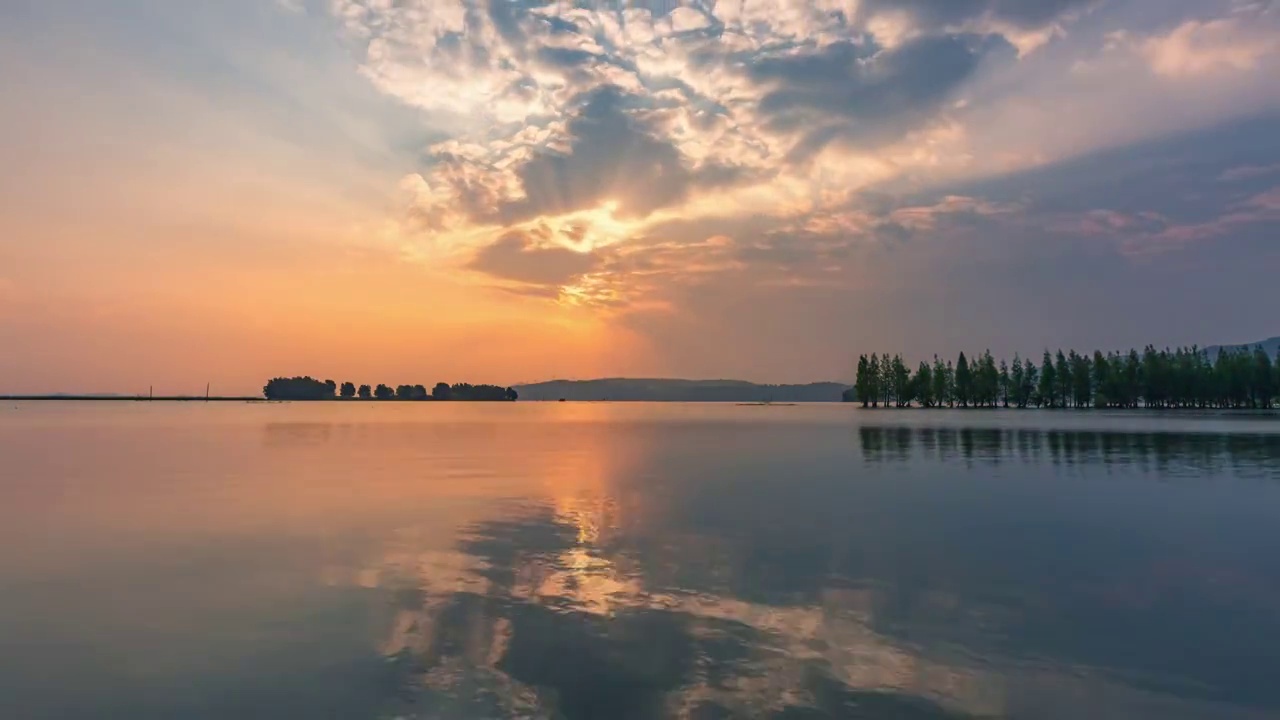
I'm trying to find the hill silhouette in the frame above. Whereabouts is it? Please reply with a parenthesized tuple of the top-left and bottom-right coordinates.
(1205, 336, 1280, 358)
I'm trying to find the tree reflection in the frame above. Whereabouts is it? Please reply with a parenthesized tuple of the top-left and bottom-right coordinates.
(857, 425, 1280, 479)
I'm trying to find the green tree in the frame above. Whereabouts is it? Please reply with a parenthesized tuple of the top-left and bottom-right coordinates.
(1038, 350, 1056, 408)
(1252, 346, 1274, 409)
(1010, 355, 1026, 408)
(954, 352, 973, 408)
(1024, 359, 1040, 408)
(891, 355, 912, 407)
(1070, 351, 1092, 408)
(854, 355, 871, 407)
(880, 353, 894, 406)
(998, 359, 1011, 408)
(916, 361, 935, 408)
(1054, 351, 1071, 408)
(867, 354, 882, 408)
(1091, 352, 1111, 408)
(932, 356, 951, 408)
(977, 350, 999, 407)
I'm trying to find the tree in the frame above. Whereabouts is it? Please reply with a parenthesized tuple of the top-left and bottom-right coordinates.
(506, 387, 519, 402)
(880, 353, 894, 406)
(854, 355, 871, 407)
(1091, 352, 1111, 408)
(954, 352, 972, 408)
(1025, 360, 1040, 408)
(395, 385, 414, 400)
(324, 379, 337, 398)
(916, 361, 935, 408)
(943, 360, 956, 407)
(867, 354, 882, 408)
(263, 377, 336, 401)
(932, 356, 951, 408)
(411, 384, 428, 401)
(340, 382, 356, 399)
(977, 350, 999, 408)
(374, 384, 394, 400)
(358, 384, 372, 399)
(433, 382, 453, 401)
(999, 359, 1011, 408)
(1054, 351, 1071, 409)
(1070, 351, 1092, 408)
(1038, 350, 1056, 408)
(1253, 346, 1274, 409)
(1010, 355, 1025, 408)
(891, 355, 911, 408)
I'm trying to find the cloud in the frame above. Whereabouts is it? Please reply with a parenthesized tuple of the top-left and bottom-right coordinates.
(468, 230, 601, 287)
(1218, 163, 1280, 182)
(1141, 16, 1280, 78)
(861, 0, 1095, 30)
(748, 34, 1010, 158)
(329, 0, 1280, 340)
(499, 85, 698, 222)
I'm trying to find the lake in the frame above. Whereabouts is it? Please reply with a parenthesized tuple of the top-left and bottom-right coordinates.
(2, 402, 1279, 719)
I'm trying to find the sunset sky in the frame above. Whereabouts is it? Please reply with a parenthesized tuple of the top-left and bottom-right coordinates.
(2, 0, 1278, 394)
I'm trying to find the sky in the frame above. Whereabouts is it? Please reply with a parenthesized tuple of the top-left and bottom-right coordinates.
(1, 0, 1278, 394)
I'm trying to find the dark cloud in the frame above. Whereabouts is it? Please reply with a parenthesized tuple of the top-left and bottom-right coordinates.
(861, 0, 1095, 30)
(500, 86, 697, 221)
(469, 231, 600, 286)
(749, 35, 1011, 158)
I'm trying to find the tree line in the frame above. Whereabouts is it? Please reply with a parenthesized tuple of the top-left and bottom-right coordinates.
(263, 377, 518, 402)
(845, 346, 1279, 410)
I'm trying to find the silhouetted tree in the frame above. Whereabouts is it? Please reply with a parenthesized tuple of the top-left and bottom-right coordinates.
(976, 350, 999, 408)
(954, 352, 972, 408)
(867, 354, 882, 408)
(1034, 348, 1054, 407)
(854, 356, 871, 407)
(849, 344, 1278, 409)
(891, 354, 911, 408)
(358, 384, 372, 399)
(915, 361, 935, 408)
(880, 353, 894, 407)
(999, 359, 1011, 408)
(1010, 355, 1026, 408)
(931, 356, 950, 409)
(433, 382, 453, 401)
(340, 382, 356, 398)
(375, 384, 394, 400)
(263, 377, 335, 401)
(1023, 358, 1039, 408)
(1054, 351, 1071, 409)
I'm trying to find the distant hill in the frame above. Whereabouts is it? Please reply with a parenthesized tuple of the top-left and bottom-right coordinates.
(1204, 336, 1280, 357)
(513, 378, 851, 402)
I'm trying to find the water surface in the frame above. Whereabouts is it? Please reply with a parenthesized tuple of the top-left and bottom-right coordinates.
(2, 403, 1279, 719)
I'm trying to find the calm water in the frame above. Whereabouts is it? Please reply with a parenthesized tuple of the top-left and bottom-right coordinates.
(2, 403, 1280, 719)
